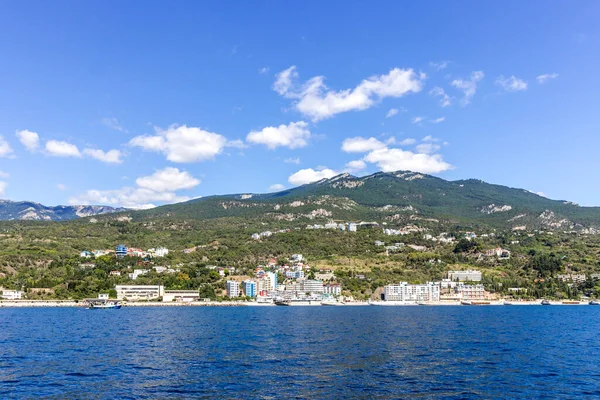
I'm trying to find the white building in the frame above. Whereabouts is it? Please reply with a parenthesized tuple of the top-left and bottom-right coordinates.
(116, 285, 164, 301)
(1, 290, 23, 300)
(93, 249, 109, 258)
(226, 281, 241, 297)
(448, 270, 482, 282)
(557, 274, 587, 283)
(348, 223, 357, 232)
(456, 284, 485, 300)
(163, 290, 199, 302)
(80, 251, 92, 258)
(291, 254, 303, 262)
(128, 269, 149, 280)
(323, 284, 342, 296)
(384, 282, 440, 302)
(285, 270, 305, 279)
(484, 248, 510, 259)
(149, 247, 169, 257)
(300, 279, 324, 293)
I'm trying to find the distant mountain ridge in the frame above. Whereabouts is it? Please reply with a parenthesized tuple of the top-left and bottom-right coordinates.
(132, 170, 600, 231)
(3, 171, 600, 231)
(0, 200, 126, 221)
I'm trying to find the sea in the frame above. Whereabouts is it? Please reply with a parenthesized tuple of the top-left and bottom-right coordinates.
(1, 306, 599, 399)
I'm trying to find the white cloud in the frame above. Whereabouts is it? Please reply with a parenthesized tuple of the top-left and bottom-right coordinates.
(451, 71, 484, 106)
(130, 125, 227, 163)
(415, 143, 441, 154)
(397, 138, 416, 146)
(246, 121, 311, 149)
(16, 129, 40, 152)
(57, 183, 67, 190)
(0, 181, 7, 196)
(0, 171, 9, 179)
(429, 61, 449, 71)
(341, 136, 387, 153)
(83, 148, 124, 164)
(430, 117, 445, 124)
(0, 136, 13, 158)
(496, 75, 528, 92)
(268, 183, 285, 191)
(364, 147, 452, 174)
(412, 116, 423, 124)
(288, 168, 338, 185)
(274, 66, 424, 121)
(284, 157, 301, 164)
(69, 167, 200, 209)
(102, 117, 128, 133)
(259, 67, 270, 74)
(273, 66, 299, 95)
(45, 140, 82, 158)
(422, 135, 439, 142)
(386, 108, 399, 118)
(226, 139, 248, 149)
(536, 73, 559, 84)
(429, 86, 452, 107)
(345, 159, 367, 173)
(135, 167, 200, 192)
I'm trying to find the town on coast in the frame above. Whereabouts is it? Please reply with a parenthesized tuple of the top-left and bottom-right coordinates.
(2, 243, 599, 308)
(3, 221, 600, 308)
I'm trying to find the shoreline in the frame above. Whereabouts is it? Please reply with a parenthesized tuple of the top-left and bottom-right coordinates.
(0, 300, 594, 308)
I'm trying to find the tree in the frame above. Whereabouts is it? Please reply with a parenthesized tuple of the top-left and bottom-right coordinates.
(530, 253, 562, 277)
(453, 239, 479, 254)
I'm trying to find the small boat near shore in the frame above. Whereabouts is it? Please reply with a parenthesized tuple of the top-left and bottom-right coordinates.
(590, 300, 600, 305)
(461, 300, 490, 306)
(562, 301, 580, 305)
(541, 300, 551, 305)
(274, 298, 322, 306)
(87, 298, 122, 309)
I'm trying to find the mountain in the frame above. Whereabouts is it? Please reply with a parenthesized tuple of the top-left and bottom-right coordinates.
(0, 200, 126, 221)
(128, 171, 600, 231)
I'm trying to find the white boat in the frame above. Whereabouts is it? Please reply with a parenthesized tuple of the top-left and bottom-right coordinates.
(321, 298, 339, 306)
(87, 299, 122, 309)
(274, 298, 322, 306)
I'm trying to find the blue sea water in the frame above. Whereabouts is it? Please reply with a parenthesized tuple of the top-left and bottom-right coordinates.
(1, 306, 600, 399)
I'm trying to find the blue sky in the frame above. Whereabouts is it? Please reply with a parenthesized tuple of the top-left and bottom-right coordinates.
(0, 1, 599, 208)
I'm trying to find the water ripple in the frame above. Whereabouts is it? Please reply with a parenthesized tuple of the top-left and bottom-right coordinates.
(1, 307, 600, 398)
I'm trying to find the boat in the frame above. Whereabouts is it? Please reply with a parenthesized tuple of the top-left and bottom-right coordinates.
(541, 300, 551, 305)
(87, 299, 122, 309)
(590, 300, 600, 305)
(562, 301, 580, 305)
(462, 300, 490, 305)
(321, 298, 339, 306)
(274, 298, 322, 306)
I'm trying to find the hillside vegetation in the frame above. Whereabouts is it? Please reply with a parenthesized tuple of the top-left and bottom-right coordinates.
(1, 171, 600, 300)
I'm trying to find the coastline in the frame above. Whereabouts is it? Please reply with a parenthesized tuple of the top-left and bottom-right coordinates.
(0, 300, 592, 308)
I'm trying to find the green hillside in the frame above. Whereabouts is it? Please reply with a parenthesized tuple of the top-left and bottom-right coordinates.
(132, 171, 600, 230)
